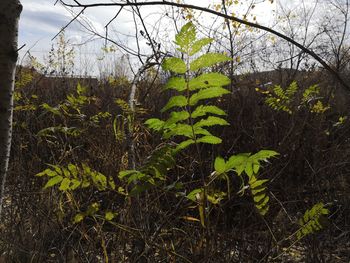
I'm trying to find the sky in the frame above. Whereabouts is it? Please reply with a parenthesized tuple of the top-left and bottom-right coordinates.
(17, 0, 295, 76)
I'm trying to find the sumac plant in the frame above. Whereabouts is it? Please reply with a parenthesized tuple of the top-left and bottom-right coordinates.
(142, 22, 279, 226)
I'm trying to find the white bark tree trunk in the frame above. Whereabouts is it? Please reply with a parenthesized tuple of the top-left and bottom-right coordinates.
(0, 0, 22, 219)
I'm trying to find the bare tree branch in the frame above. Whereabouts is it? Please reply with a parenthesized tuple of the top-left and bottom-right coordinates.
(58, 0, 350, 92)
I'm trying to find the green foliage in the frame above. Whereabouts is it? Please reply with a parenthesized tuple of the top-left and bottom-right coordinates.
(37, 126, 83, 138)
(38, 83, 112, 140)
(14, 68, 38, 113)
(73, 202, 109, 224)
(301, 84, 320, 103)
(265, 81, 298, 114)
(162, 57, 187, 74)
(36, 163, 115, 191)
(118, 144, 177, 195)
(248, 175, 269, 216)
(190, 53, 231, 71)
(302, 84, 330, 114)
(146, 22, 231, 152)
(296, 202, 330, 240)
(214, 150, 278, 215)
(263, 82, 330, 115)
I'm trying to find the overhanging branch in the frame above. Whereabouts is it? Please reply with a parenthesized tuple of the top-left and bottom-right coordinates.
(59, 0, 350, 91)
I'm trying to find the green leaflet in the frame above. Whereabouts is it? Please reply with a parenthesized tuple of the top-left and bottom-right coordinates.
(145, 118, 165, 131)
(186, 188, 203, 201)
(189, 73, 231, 90)
(163, 123, 193, 139)
(68, 163, 78, 177)
(164, 111, 190, 128)
(163, 124, 212, 139)
(165, 77, 186, 91)
(190, 53, 231, 71)
(189, 87, 230, 106)
(162, 57, 187, 74)
(44, 175, 63, 189)
(36, 168, 58, 177)
(189, 38, 213, 55)
(214, 157, 226, 174)
(161, 95, 188, 112)
(196, 135, 222, 144)
(175, 139, 195, 152)
(191, 105, 227, 118)
(59, 178, 71, 191)
(250, 150, 279, 162)
(193, 116, 229, 128)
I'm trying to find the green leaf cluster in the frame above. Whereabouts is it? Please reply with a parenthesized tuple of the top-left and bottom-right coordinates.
(296, 202, 329, 240)
(36, 163, 115, 191)
(265, 81, 298, 114)
(145, 22, 231, 152)
(214, 150, 278, 215)
(118, 145, 177, 195)
(73, 202, 112, 224)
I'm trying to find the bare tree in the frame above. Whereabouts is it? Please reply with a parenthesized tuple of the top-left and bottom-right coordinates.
(0, 0, 22, 219)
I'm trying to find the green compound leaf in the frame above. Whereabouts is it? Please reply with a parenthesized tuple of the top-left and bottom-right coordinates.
(175, 22, 196, 52)
(194, 116, 229, 128)
(189, 73, 231, 90)
(251, 150, 279, 161)
(165, 77, 186, 91)
(44, 175, 63, 189)
(196, 135, 222, 144)
(36, 168, 57, 177)
(296, 202, 330, 240)
(189, 87, 230, 106)
(162, 57, 187, 74)
(189, 38, 213, 55)
(190, 53, 231, 71)
(248, 175, 270, 216)
(191, 105, 227, 119)
(161, 95, 188, 112)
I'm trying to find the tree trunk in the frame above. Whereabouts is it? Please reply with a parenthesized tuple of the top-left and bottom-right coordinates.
(0, 0, 22, 219)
